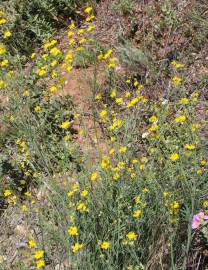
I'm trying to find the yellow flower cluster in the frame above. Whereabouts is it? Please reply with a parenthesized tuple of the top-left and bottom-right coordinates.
(3, 189, 17, 205)
(34, 250, 45, 269)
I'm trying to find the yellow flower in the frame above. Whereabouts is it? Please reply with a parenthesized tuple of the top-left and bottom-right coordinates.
(115, 97, 123, 105)
(99, 110, 107, 118)
(36, 69, 46, 76)
(71, 243, 83, 253)
(31, 53, 36, 59)
(175, 115, 186, 124)
(78, 29, 84, 35)
(0, 11, 5, 17)
(141, 156, 148, 163)
(109, 148, 115, 155)
(68, 226, 78, 236)
(81, 190, 88, 197)
(36, 259, 45, 269)
(50, 47, 61, 57)
(139, 164, 145, 170)
(22, 90, 30, 97)
(119, 146, 127, 153)
(134, 80, 139, 87)
(200, 160, 206, 166)
(149, 115, 158, 123)
(171, 60, 184, 69)
(148, 124, 158, 132)
(179, 98, 189, 105)
(184, 144, 195, 150)
(110, 136, 116, 142)
(7, 195, 17, 205)
(67, 191, 74, 197)
(108, 118, 123, 130)
(110, 89, 117, 98)
(133, 209, 141, 218)
(4, 190, 12, 197)
(100, 241, 110, 250)
(28, 239, 37, 249)
(51, 60, 57, 67)
(59, 121, 70, 129)
(203, 200, 208, 208)
(87, 24, 95, 32)
(51, 70, 58, 78)
(90, 171, 98, 181)
(107, 63, 116, 69)
(0, 18, 7, 25)
(95, 93, 102, 100)
(170, 201, 180, 214)
(191, 91, 199, 102)
(117, 161, 125, 169)
(143, 187, 149, 193)
(65, 65, 73, 73)
(125, 91, 131, 98)
(77, 201, 88, 212)
(42, 53, 48, 60)
(25, 191, 31, 197)
(0, 80, 7, 89)
(50, 85, 58, 93)
(97, 53, 104, 60)
(67, 31, 74, 38)
(196, 169, 202, 175)
(9, 115, 15, 122)
(43, 42, 51, 50)
(85, 15, 95, 22)
(34, 106, 41, 113)
(84, 7, 93, 14)
(112, 173, 120, 180)
(34, 250, 44, 260)
(134, 196, 142, 204)
(3, 31, 12, 38)
(0, 45, 6, 55)
(21, 204, 28, 212)
(69, 21, 75, 30)
(169, 153, 179, 161)
(101, 157, 110, 169)
(79, 38, 87, 45)
(7, 70, 14, 77)
(126, 231, 137, 241)
(191, 123, 200, 132)
(170, 201, 180, 209)
(172, 75, 182, 86)
(103, 49, 113, 60)
(72, 183, 79, 192)
(1, 59, 9, 67)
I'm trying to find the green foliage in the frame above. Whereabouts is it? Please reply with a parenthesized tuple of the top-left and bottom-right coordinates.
(1, 0, 81, 58)
(111, 0, 135, 14)
(117, 41, 149, 75)
(160, 1, 179, 29)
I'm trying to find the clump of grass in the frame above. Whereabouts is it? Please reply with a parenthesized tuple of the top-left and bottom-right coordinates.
(111, 0, 135, 15)
(117, 40, 149, 76)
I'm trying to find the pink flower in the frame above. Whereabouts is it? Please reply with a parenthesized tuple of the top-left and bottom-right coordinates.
(192, 211, 208, 229)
